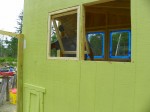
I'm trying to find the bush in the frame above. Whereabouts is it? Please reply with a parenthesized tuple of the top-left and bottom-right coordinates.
(0, 58, 5, 63)
(0, 57, 17, 67)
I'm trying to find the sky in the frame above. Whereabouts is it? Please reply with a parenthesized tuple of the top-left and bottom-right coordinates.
(0, 0, 24, 32)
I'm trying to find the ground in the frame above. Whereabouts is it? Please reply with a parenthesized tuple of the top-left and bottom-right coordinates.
(0, 74, 17, 112)
(0, 102, 16, 112)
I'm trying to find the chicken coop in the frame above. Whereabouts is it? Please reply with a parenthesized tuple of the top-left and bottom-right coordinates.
(1, 0, 150, 112)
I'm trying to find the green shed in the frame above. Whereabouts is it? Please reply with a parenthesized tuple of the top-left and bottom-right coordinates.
(1, 0, 150, 112)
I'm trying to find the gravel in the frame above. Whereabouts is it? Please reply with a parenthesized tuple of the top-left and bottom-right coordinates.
(0, 102, 16, 112)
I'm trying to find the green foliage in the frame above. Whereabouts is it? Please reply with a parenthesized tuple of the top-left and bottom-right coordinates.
(88, 34, 103, 56)
(51, 48, 57, 57)
(0, 57, 17, 66)
(5, 38, 18, 58)
(0, 58, 5, 63)
(112, 32, 129, 56)
(16, 11, 23, 34)
(51, 34, 57, 43)
(0, 38, 5, 57)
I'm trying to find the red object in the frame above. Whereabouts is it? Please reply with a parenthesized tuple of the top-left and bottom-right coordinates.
(0, 72, 14, 76)
(11, 88, 17, 94)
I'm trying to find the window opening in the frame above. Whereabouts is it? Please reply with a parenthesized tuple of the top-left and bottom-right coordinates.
(84, 0, 131, 62)
(48, 7, 80, 59)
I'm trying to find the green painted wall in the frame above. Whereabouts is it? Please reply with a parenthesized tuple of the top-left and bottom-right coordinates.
(22, 0, 150, 112)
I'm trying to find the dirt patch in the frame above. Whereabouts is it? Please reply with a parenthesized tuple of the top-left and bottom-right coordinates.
(0, 102, 16, 112)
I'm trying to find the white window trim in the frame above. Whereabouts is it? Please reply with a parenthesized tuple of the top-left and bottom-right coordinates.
(47, 6, 80, 60)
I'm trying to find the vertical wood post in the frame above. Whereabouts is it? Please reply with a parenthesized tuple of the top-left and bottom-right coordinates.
(17, 37, 24, 112)
(80, 5, 85, 60)
(6, 77, 9, 101)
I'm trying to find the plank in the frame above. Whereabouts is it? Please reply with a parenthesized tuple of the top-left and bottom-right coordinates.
(17, 37, 24, 112)
(0, 30, 24, 38)
(52, 19, 65, 52)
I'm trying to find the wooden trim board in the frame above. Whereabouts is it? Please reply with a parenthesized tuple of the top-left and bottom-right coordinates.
(0, 30, 24, 38)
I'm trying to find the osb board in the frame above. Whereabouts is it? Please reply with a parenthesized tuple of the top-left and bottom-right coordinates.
(132, 1, 150, 112)
(112, 63, 135, 112)
(23, 60, 81, 112)
(43, 61, 80, 112)
(79, 62, 135, 112)
(79, 61, 97, 112)
(22, 0, 150, 112)
(95, 62, 115, 112)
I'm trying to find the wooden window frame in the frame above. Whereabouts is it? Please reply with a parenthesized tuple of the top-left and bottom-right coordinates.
(47, 6, 80, 60)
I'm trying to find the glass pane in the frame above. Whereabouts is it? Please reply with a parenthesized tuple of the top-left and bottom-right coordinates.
(110, 30, 131, 58)
(50, 12, 77, 58)
(87, 32, 104, 58)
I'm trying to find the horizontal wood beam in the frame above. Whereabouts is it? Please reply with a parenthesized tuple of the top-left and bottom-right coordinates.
(63, 51, 88, 54)
(52, 10, 77, 19)
(84, 0, 130, 8)
(85, 7, 130, 14)
(89, 6, 130, 9)
(83, 0, 115, 6)
(86, 24, 131, 30)
(63, 51, 76, 54)
(0, 30, 24, 38)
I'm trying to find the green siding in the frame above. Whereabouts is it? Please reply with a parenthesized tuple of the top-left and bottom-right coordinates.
(22, 0, 150, 112)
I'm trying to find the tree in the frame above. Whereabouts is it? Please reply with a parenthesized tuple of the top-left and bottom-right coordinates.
(0, 37, 5, 57)
(112, 32, 129, 56)
(5, 11, 23, 58)
(89, 33, 104, 56)
(16, 11, 23, 34)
